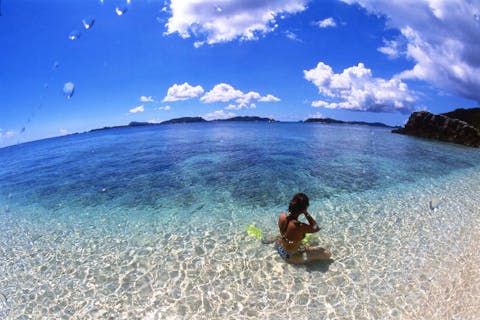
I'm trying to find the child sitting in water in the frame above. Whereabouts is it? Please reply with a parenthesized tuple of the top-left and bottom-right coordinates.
(275, 193, 331, 264)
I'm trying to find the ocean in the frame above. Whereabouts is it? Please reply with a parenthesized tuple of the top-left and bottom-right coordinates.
(1, 122, 479, 319)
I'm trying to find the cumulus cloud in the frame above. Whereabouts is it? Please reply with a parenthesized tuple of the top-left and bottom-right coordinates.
(201, 83, 280, 110)
(140, 95, 154, 102)
(204, 110, 236, 120)
(340, 0, 480, 102)
(163, 82, 204, 102)
(224, 104, 238, 110)
(378, 39, 402, 59)
(259, 94, 281, 102)
(315, 17, 337, 28)
(225, 103, 256, 110)
(304, 61, 416, 113)
(201, 83, 244, 103)
(129, 105, 145, 113)
(59, 129, 69, 135)
(236, 91, 262, 105)
(156, 105, 171, 111)
(165, 0, 307, 45)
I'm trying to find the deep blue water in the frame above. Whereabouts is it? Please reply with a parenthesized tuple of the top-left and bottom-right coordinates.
(1, 122, 478, 213)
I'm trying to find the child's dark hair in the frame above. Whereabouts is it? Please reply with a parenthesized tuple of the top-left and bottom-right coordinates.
(288, 193, 309, 215)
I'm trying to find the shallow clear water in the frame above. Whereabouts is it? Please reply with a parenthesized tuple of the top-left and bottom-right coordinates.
(1, 122, 479, 319)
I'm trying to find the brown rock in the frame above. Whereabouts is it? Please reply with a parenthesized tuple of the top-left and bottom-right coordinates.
(392, 111, 480, 147)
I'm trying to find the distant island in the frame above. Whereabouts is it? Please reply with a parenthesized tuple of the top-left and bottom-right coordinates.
(214, 116, 275, 122)
(393, 108, 480, 147)
(89, 115, 396, 133)
(89, 122, 156, 132)
(304, 117, 397, 128)
(89, 116, 275, 132)
(160, 117, 207, 124)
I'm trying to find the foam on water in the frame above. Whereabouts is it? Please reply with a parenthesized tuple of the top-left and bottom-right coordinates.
(0, 123, 479, 319)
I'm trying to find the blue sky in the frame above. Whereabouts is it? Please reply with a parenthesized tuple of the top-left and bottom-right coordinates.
(1, 0, 479, 147)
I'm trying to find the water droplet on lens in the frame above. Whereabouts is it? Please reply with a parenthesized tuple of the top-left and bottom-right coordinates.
(82, 16, 95, 30)
(21, 127, 26, 133)
(53, 61, 60, 70)
(475, 14, 480, 22)
(68, 30, 81, 40)
(63, 82, 75, 99)
(115, 6, 127, 16)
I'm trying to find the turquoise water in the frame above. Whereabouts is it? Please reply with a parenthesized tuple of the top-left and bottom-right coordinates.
(1, 122, 480, 319)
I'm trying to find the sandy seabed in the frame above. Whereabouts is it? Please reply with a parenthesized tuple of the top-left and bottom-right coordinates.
(1, 167, 480, 319)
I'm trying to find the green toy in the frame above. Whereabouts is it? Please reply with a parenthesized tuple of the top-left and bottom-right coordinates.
(246, 224, 263, 240)
(301, 233, 312, 244)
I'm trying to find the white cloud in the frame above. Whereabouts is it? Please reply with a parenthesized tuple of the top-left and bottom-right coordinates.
(378, 39, 402, 59)
(201, 83, 280, 110)
(140, 95, 154, 102)
(165, 0, 307, 45)
(225, 104, 241, 110)
(59, 129, 69, 135)
(163, 82, 204, 102)
(304, 61, 416, 113)
(225, 102, 257, 110)
(201, 83, 244, 103)
(129, 105, 145, 113)
(340, 0, 480, 102)
(156, 105, 171, 111)
(204, 110, 236, 120)
(236, 91, 262, 104)
(315, 17, 337, 28)
(259, 94, 281, 102)
(311, 100, 330, 108)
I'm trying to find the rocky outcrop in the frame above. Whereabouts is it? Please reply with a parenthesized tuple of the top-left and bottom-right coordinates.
(442, 108, 480, 129)
(392, 111, 480, 147)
